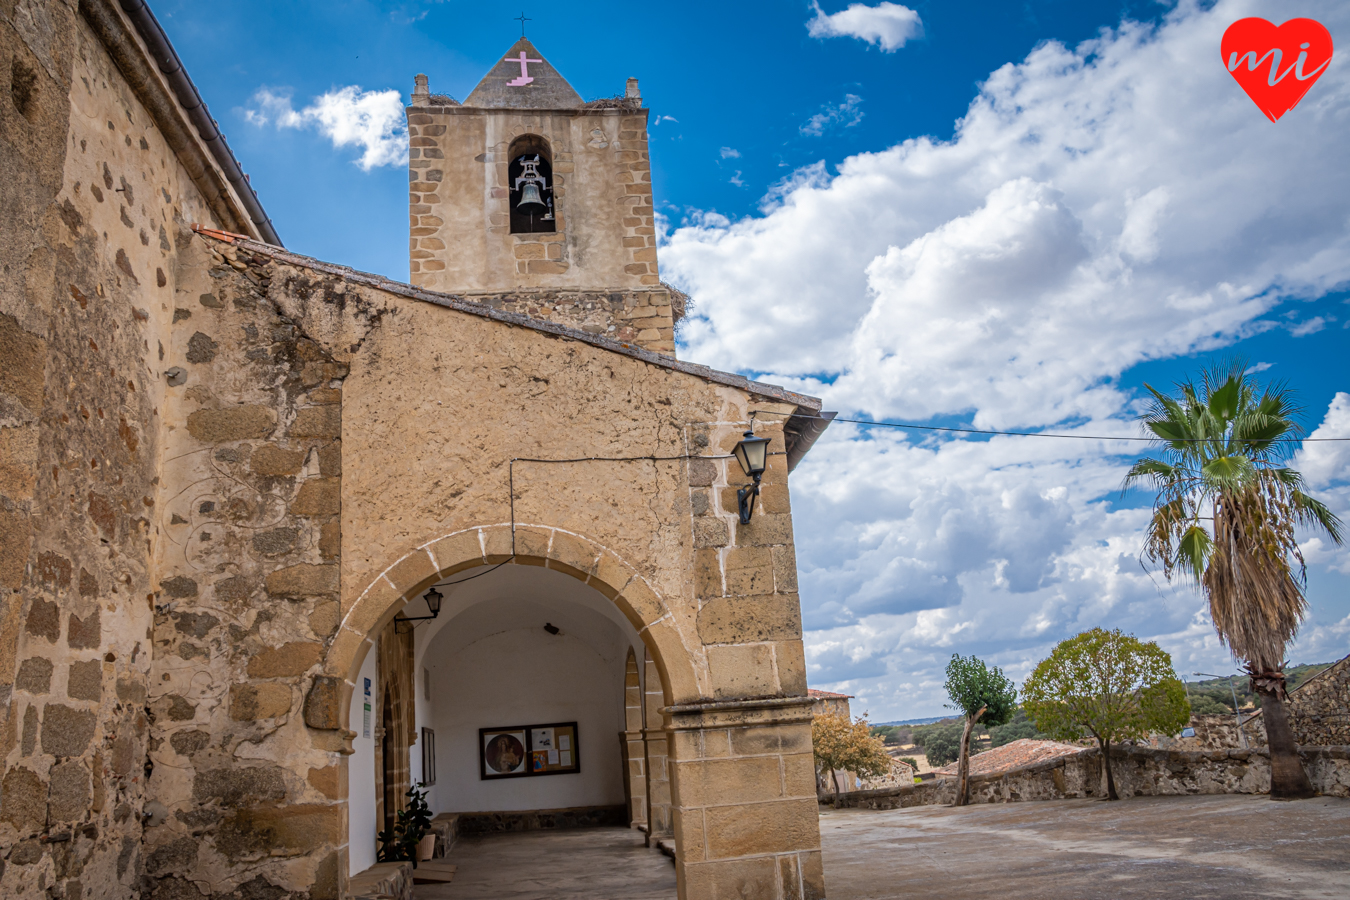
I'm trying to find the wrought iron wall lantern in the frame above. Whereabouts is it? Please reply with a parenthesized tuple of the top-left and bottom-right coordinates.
(394, 586, 443, 633)
(732, 431, 771, 524)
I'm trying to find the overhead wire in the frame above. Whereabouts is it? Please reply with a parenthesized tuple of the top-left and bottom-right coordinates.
(749, 409, 1350, 442)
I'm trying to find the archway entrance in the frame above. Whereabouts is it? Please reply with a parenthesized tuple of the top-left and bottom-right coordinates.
(345, 561, 673, 884)
(317, 523, 822, 900)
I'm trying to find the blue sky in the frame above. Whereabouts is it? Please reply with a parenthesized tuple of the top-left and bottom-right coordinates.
(159, 0, 1350, 718)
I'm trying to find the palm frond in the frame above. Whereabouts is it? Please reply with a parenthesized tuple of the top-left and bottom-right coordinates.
(1200, 454, 1255, 488)
(1292, 491, 1346, 546)
(1177, 524, 1212, 584)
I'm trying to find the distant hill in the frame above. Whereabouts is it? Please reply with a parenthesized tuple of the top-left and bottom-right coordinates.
(869, 660, 1343, 726)
(874, 715, 953, 727)
(1187, 661, 1336, 711)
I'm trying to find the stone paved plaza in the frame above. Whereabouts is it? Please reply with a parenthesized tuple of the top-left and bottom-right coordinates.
(820, 794, 1350, 900)
(422, 827, 677, 900)
(415, 794, 1350, 899)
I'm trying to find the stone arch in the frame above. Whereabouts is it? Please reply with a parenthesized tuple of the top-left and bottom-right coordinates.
(507, 132, 552, 166)
(315, 523, 699, 735)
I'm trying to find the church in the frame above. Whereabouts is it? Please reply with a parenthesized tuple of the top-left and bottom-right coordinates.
(0, 4, 830, 900)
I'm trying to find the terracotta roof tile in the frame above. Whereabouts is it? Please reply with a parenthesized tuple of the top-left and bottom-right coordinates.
(934, 739, 1084, 778)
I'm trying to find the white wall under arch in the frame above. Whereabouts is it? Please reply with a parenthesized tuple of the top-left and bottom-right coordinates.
(347, 644, 379, 875)
(409, 564, 645, 814)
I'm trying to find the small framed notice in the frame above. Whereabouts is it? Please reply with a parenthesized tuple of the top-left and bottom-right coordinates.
(479, 721, 579, 780)
(362, 677, 372, 739)
(421, 727, 437, 786)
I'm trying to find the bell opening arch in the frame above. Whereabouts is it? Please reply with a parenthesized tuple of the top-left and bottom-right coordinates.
(507, 134, 556, 234)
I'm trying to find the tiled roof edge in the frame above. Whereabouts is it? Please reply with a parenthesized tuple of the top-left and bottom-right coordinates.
(200, 230, 823, 412)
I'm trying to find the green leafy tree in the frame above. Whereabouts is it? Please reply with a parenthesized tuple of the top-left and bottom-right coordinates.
(869, 724, 906, 745)
(944, 654, 1017, 806)
(1124, 362, 1343, 798)
(916, 721, 964, 767)
(811, 710, 892, 804)
(987, 707, 1046, 747)
(1022, 629, 1190, 800)
(1187, 693, 1233, 716)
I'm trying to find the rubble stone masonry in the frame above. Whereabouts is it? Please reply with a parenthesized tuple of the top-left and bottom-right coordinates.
(2, 4, 240, 898)
(837, 744, 1350, 809)
(1240, 654, 1350, 749)
(1285, 656, 1350, 746)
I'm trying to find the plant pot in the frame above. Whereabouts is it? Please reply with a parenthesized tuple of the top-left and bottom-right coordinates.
(418, 833, 436, 861)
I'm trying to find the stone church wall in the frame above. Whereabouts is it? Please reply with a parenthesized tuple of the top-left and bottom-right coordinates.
(4, 10, 825, 896)
(1, 6, 234, 898)
(128, 236, 821, 900)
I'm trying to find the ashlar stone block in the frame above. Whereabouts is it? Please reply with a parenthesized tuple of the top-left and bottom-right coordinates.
(704, 798, 820, 859)
(265, 564, 339, 597)
(707, 644, 778, 700)
(248, 642, 324, 678)
(681, 856, 777, 900)
(186, 406, 276, 443)
(673, 755, 784, 808)
(229, 683, 292, 720)
(698, 594, 801, 644)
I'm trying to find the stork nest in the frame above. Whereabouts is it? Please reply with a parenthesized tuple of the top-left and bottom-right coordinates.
(662, 281, 691, 325)
(582, 96, 642, 111)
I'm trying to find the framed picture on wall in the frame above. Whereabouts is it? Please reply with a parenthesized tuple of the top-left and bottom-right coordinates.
(479, 727, 529, 779)
(479, 722, 579, 780)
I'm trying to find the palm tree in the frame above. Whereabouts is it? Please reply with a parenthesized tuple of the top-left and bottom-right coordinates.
(1124, 360, 1343, 799)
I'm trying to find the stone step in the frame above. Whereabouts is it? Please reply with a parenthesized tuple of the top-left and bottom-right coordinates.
(346, 861, 413, 900)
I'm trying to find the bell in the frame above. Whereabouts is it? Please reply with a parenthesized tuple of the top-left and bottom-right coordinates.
(517, 182, 545, 208)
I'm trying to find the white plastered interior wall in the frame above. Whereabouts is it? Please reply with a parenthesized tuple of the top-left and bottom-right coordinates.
(411, 564, 646, 814)
(347, 645, 380, 875)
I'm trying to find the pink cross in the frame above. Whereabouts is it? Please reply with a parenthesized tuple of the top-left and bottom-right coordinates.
(507, 51, 542, 86)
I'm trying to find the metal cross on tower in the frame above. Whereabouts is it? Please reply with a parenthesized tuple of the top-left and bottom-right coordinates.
(515, 12, 530, 37)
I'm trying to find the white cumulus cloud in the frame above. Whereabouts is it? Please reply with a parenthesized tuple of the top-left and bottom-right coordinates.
(244, 86, 408, 171)
(807, 1, 923, 52)
(665, 0, 1350, 717)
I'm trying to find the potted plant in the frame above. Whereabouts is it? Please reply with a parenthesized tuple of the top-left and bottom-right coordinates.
(376, 784, 434, 868)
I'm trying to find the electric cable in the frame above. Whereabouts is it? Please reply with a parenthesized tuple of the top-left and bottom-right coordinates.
(749, 409, 1350, 442)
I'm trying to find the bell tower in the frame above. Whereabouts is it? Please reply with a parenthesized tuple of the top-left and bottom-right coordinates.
(406, 39, 676, 354)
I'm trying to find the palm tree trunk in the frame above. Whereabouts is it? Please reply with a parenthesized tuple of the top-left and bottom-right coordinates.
(955, 705, 985, 807)
(1101, 739, 1119, 800)
(1256, 686, 1315, 799)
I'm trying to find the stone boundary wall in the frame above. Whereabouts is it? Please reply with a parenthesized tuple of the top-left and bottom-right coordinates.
(1289, 656, 1350, 744)
(1241, 655, 1350, 748)
(833, 745, 1350, 809)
